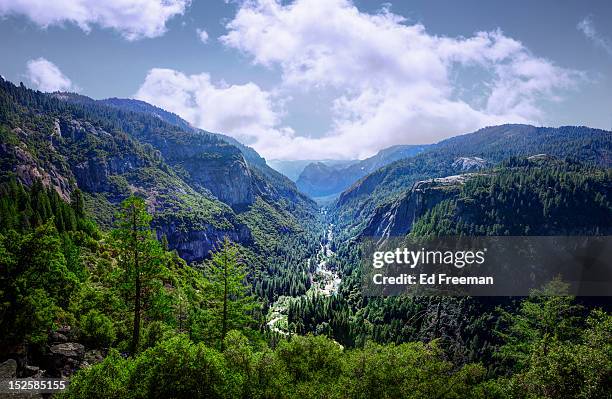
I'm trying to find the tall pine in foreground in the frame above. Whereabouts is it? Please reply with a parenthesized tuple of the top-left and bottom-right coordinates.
(112, 196, 163, 355)
(205, 237, 259, 349)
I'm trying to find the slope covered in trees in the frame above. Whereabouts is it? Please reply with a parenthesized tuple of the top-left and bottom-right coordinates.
(0, 78, 321, 304)
(334, 124, 612, 238)
(287, 160, 611, 372)
(1, 181, 608, 398)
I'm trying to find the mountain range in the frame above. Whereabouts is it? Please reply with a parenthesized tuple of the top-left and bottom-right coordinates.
(2, 77, 611, 396)
(3, 78, 611, 256)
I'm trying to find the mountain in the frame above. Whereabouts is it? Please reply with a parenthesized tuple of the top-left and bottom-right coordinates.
(0, 79, 319, 268)
(268, 159, 357, 182)
(362, 173, 474, 241)
(334, 124, 612, 238)
(95, 96, 315, 217)
(296, 144, 428, 198)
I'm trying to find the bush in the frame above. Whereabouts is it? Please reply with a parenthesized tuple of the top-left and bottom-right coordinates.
(79, 309, 116, 348)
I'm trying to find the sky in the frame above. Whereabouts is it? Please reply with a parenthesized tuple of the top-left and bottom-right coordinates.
(0, 0, 611, 160)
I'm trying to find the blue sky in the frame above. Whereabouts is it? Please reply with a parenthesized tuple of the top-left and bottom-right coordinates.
(0, 0, 611, 160)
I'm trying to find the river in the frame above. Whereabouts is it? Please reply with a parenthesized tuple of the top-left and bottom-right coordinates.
(266, 223, 340, 335)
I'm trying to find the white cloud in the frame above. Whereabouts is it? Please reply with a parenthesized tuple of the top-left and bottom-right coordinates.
(0, 0, 189, 40)
(196, 28, 209, 43)
(135, 68, 295, 150)
(216, 0, 580, 159)
(577, 16, 612, 56)
(26, 58, 77, 92)
(134, 0, 580, 160)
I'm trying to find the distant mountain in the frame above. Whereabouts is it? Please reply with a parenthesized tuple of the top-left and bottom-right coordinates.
(334, 124, 612, 238)
(268, 159, 357, 181)
(296, 145, 428, 198)
(0, 79, 318, 265)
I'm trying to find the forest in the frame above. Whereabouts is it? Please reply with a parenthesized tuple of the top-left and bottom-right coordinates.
(0, 178, 610, 398)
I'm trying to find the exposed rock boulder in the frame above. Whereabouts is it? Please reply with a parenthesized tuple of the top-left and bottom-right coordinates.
(81, 350, 105, 368)
(49, 343, 85, 359)
(156, 222, 252, 263)
(452, 157, 487, 171)
(49, 332, 68, 344)
(0, 359, 17, 378)
(46, 343, 85, 377)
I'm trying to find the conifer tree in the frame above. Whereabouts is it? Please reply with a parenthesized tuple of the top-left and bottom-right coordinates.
(112, 196, 162, 355)
(205, 237, 258, 349)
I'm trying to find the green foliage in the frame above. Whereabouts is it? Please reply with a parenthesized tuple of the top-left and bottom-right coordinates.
(79, 309, 116, 348)
(64, 332, 491, 399)
(59, 350, 134, 399)
(112, 196, 165, 354)
(495, 279, 583, 370)
(0, 178, 95, 235)
(0, 222, 79, 347)
(491, 286, 611, 399)
(203, 237, 260, 348)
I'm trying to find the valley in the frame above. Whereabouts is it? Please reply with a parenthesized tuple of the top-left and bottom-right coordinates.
(267, 219, 341, 335)
(0, 78, 610, 398)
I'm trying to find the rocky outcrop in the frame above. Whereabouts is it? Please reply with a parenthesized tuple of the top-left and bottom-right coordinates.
(46, 343, 85, 377)
(179, 152, 255, 207)
(1, 140, 72, 201)
(0, 359, 17, 378)
(156, 222, 252, 263)
(452, 157, 487, 171)
(363, 174, 476, 241)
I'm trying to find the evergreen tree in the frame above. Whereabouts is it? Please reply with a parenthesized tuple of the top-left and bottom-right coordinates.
(112, 196, 163, 355)
(70, 188, 85, 218)
(205, 237, 259, 349)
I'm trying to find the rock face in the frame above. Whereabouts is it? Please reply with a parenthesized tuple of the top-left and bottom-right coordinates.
(363, 174, 476, 241)
(46, 343, 85, 377)
(156, 222, 252, 263)
(49, 343, 85, 358)
(0, 140, 72, 201)
(452, 157, 487, 171)
(177, 149, 255, 207)
(0, 359, 17, 378)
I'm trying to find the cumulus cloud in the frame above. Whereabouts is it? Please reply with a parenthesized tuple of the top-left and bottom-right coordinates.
(135, 0, 579, 159)
(196, 28, 209, 43)
(215, 0, 580, 159)
(0, 0, 189, 40)
(26, 58, 77, 92)
(577, 16, 612, 56)
(135, 68, 295, 149)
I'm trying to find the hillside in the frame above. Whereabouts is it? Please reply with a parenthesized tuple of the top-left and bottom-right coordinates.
(334, 124, 612, 238)
(0, 79, 321, 307)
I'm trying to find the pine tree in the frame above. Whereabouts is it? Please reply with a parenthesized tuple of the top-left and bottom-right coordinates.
(112, 196, 162, 355)
(205, 237, 259, 349)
